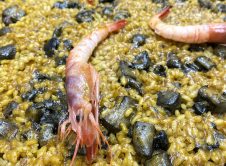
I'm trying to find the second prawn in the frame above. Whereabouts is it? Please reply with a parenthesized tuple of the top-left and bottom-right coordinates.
(149, 6, 226, 44)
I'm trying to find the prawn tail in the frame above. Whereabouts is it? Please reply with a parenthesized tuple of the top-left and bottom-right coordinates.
(209, 24, 226, 43)
(107, 20, 127, 33)
(158, 6, 172, 19)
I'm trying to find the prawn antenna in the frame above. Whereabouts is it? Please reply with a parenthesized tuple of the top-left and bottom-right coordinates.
(158, 6, 173, 19)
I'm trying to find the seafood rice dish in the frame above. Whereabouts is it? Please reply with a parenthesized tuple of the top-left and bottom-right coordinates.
(0, 0, 225, 165)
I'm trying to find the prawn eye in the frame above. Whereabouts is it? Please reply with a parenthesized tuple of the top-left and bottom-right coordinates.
(76, 115, 80, 122)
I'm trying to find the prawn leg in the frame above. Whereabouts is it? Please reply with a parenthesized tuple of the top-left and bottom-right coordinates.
(88, 113, 112, 163)
(71, 134, 81, 166)
(89, 64, 100, 123)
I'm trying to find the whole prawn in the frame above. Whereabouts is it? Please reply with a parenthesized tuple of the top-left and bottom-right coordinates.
(149, 6, 226, 44)
(59, 20, 127, 165)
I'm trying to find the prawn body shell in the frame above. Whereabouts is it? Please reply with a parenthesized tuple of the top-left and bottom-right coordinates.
(153, 23, 210, 43)
(66, 64, 94, 120)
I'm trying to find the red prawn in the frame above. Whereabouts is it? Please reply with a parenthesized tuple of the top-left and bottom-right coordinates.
(149, 6, 226, 43)
(59, 20, 127, 165)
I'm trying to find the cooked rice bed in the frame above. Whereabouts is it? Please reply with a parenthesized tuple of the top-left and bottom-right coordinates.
(0, 0, 225, 165)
